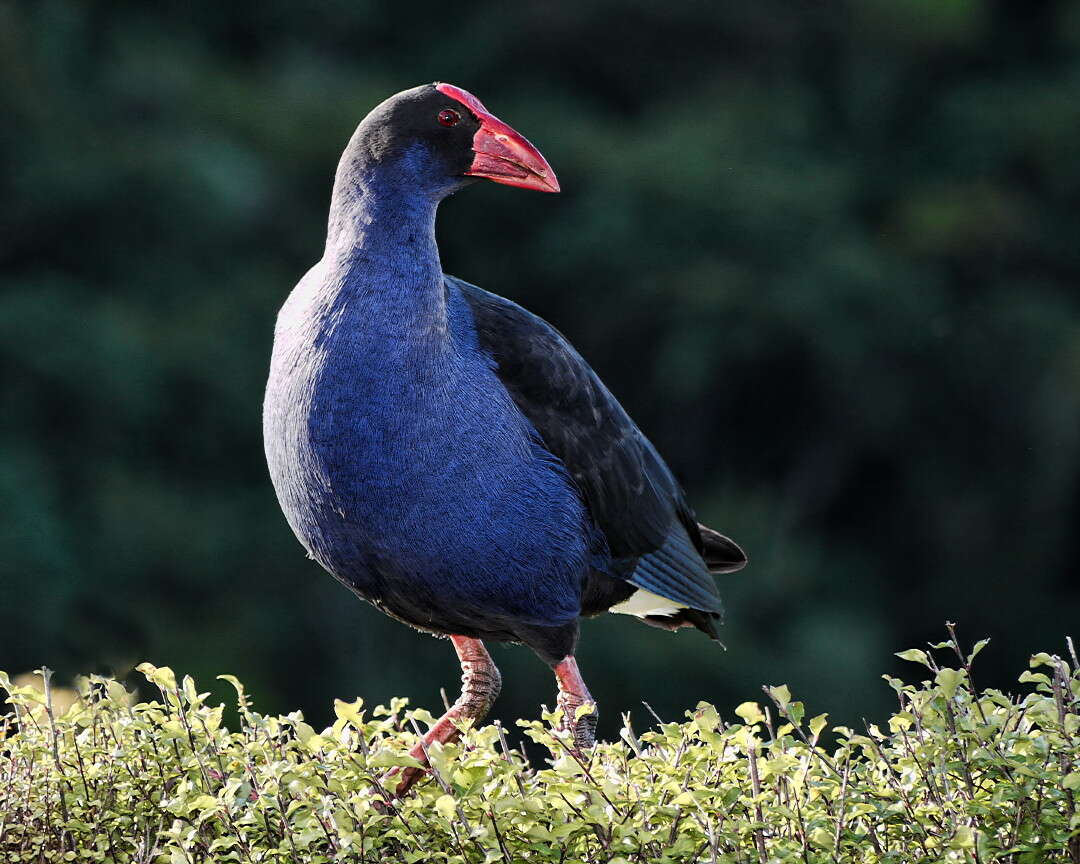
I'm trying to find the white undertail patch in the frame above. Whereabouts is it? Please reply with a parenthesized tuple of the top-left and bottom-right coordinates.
(609, 587, 684, 618)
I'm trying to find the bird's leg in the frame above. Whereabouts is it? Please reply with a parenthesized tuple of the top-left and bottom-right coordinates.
(554, 655, 597, 751)
(387, 635, 501, 798)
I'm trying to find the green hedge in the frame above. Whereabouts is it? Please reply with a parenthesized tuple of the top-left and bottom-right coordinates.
(2, 630, 1079, 863)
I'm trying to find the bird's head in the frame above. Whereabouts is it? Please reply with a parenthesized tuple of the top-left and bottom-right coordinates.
(343, 82, 560, 199)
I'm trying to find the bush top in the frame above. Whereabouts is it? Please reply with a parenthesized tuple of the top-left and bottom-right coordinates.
(2, 631, 1079, 863)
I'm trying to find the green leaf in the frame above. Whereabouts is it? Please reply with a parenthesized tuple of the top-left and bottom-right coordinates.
(888, 712, 913, 732)
(1019, 670, 1052, 687)
(434, 794, 457, 821)
(574, 702, 595, 721)
(136, 662, 177, 691)
(333, 697, 364, 727)
(895, 649, 930, 667)
(948, 825, 975, 849)
(367, 750, 424, 769)
(968, 638, 990, 662)
(935, 668, 964, 698)
(734, 702, 764, 725)
(185, 794, 219, 816)
(809, 827, 834, 849)
(216, 674, 246, 701)
(692, 703, 720, 734)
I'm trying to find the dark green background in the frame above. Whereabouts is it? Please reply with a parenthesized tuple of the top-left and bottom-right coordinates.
(3, 0, 1078, 739)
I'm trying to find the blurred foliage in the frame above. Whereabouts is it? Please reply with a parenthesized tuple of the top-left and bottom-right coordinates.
(3, 634, 1080, 861)
(1, 0, 1079, 742)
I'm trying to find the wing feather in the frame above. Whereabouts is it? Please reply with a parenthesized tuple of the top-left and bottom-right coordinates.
(453, 276, 742, 614)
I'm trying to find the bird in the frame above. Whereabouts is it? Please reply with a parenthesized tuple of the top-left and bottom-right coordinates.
(262, 82, 746, 796)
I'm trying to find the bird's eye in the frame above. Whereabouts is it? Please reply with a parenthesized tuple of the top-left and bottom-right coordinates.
(438, 108, 461, 127)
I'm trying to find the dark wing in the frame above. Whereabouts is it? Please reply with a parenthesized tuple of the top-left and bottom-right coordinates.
(452, 276, 745, 614)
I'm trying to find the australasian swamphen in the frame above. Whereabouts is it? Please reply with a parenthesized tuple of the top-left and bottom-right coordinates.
(263, 83, 746, 795)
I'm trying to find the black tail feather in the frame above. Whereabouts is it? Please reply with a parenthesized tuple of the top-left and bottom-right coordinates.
(697, 523, 747, 574)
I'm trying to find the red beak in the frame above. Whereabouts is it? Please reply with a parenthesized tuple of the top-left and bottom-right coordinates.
(436, 83, 560, 193)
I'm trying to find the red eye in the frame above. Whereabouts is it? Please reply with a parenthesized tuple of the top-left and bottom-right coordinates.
(438, 108, 461, 127)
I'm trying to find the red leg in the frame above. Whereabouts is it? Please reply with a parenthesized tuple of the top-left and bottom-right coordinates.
(554, 655, 598, 750)
(387, 635, 501, 797)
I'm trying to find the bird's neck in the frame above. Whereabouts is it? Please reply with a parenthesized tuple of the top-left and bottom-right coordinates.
(322, 159, 447, 339)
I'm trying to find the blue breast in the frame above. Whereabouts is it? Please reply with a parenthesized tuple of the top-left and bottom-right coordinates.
(264, 262, 596, 631)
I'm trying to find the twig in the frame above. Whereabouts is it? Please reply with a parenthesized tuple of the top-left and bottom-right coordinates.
(39, 668, 71, 845)
(832, 753, 852, 852)
(746, 740, 767, 864)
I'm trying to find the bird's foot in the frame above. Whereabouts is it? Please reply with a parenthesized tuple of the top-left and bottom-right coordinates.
(376, 636, 501, 801)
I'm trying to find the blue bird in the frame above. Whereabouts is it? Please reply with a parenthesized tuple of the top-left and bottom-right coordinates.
(263, 83, 746, 795)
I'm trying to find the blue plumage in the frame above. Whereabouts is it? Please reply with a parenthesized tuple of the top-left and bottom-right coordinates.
(265, 149, 598, 635)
